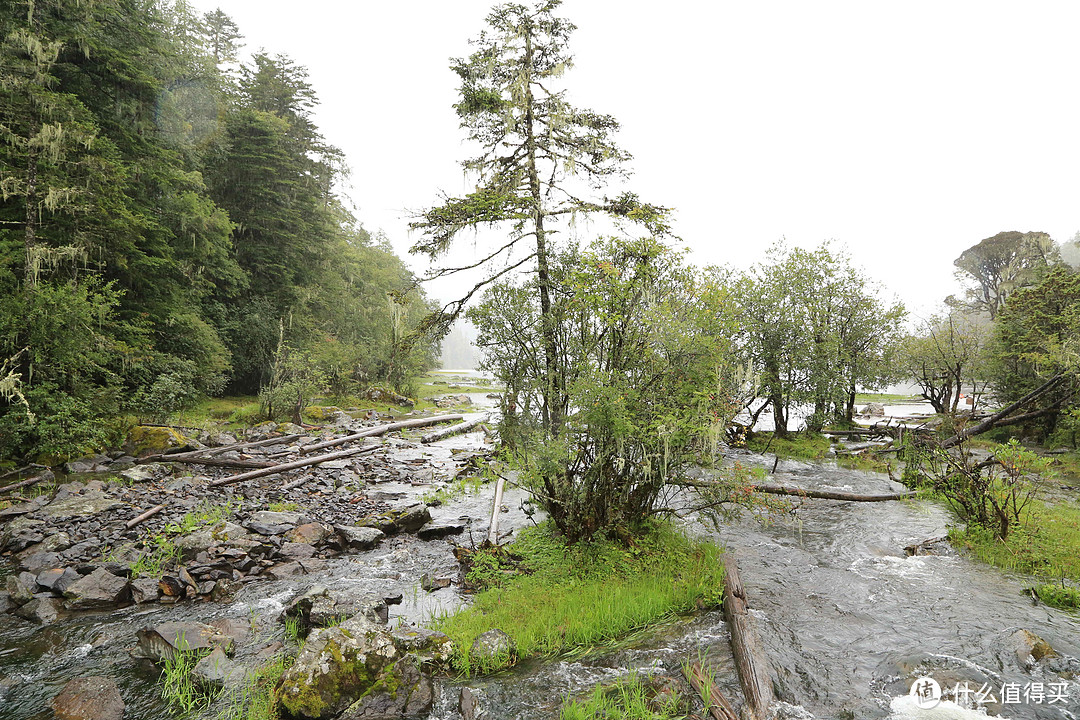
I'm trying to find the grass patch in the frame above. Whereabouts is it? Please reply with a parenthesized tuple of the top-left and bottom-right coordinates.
(560, 673, 687, 720)
(1034, 583, 1080, 611)
(948, 499, 1080, 600)
(216, 652, 293, 720)
(160, 648, 216, 712)
(432, 521, 724, 676)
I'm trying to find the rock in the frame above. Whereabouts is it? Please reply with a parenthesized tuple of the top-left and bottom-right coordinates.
(64, 455, 112, 474)
(124, 425, 197, 457)
(286, 522, 331, 545)
(863, 402, 886, 416)
(14, 596, 63, 624)
(131, 621, 235, 663)
(420, 574, 451, 592)
(364, 387, 413, 407)
(40, 531, 73, 553)
(210, 579, 242, 602)
(334, 525, 385, 551)
(276, 422, 305, 435)
(358, 504, 431, 535)
(52, 567, 84, 595)
(20, 551, 61, 575)
(174, 522, 252, 558)
(63, 567, 130, 610)
(36, 567, 67, 592)
(469, 629, 515, 666)
(119, 463, 171, 483)
(42, 494, 125, 522)
(205, 432, 238, 447)
(389, 626, 453, 668)
(277, 616, 402, 719)
(209, 617, 251, 645)
(129, 578, 161, 604)
(282, 586, 389, 633)
(416, 523, 466, 541)
(2, 516, 46, 552)
(337, 656, 433, 720)
(108, 456, 136, 471)
(193, 646, 249, 689)
(265, 562, 305, 579)
(1012, 628, 1056, 666)
(245, 511, 303, 536)
(0, 592, 15, 614)
(7, 571, 39, 605)
(279, 542, 317, 560)
(434, 394, 473, 409)
(460, 687, 481, 720)
(51, 676, 125, 720)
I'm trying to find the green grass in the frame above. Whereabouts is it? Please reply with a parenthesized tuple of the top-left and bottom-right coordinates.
(1034, 583, 1080, 610)
(948, 499, 1080, 610)
(216, 652, 293, 720)
(560, 673, 686, 720)
(160, 648, 215, 712)
(268, 501, 301, 513)
(431, 521, 725, 676)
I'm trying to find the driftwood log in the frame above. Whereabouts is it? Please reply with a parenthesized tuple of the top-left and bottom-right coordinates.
(126, 504, 166, 529)
(0, 474, 47, 495)
(751, 484, 916, 502)
(208, 445, 378, 488)
(156, 456, 278, 470)
(723, 556, 774, 720)
(942, 373, 1067, 448)
(681, 662, 739, 720)
(298, 415, 464, 455)
(420, 415, 489, 444)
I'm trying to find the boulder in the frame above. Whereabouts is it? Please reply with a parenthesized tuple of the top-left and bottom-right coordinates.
(277, 617, 402, 719)
(63, 455, 112, 475)
(119, 464, 171, 483)
(51, 676, 125, 720)
(52, 567, 84, 595)
(204, 432, 238, 447)
(2, 516, 46, 552)
(286, 522, 331, 545)
(389, 626, 453, 668)
(469, 629, 515, 666)
(1012, 628, 1056, 667)
(358, 505, 431, 536)
(129, 578, 161, 604)
(334, 525, 385, 552)
(279, 542, 317, 560)
(63, 567, 130, 610)
(245, 511, 303, 536)
(42, 494, 125, 522)
(14, 596, 63, 624)
(20, 551, 61, 575)
(174, 522, 253, 558)
(36, 567, 67, 592)
(192, 646, 249, 689)
(282, 586, 388, 634)
(124, 425, 197, 457)
(420, 574, 451, 592)
(416, 523, 466, 541)
(337, 656, 433, 720)
(863, 402, 886, 416)
(6, 571, 38, 605)
(131, 621, 235, 663)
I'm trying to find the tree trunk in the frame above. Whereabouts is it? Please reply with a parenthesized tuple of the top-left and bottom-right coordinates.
(770, 393, 788, 438)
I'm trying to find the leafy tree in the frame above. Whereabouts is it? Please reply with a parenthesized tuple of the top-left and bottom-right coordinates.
(899, 311, 991, 415)
(990, 266, 1080, 437)
(728, 242, 903, 437)
(469, 236, 745, 542)
(951, 231, 1059, 319)
(411, 0, 669, 434)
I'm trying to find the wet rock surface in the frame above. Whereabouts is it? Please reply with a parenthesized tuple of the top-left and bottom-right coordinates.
(51, 676, 125, 720)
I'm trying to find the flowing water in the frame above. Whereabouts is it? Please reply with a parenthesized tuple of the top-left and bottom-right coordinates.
(1, 427, 1078, 719)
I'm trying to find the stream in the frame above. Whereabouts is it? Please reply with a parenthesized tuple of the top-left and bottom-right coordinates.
(1, 391, 1078, 718)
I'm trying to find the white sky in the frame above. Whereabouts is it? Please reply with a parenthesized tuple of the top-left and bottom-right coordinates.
(187, 0, 1080, 318)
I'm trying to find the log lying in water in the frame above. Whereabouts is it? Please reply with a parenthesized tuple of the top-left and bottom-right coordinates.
(208, 445, 378, 488)
(681, 661, 739, 720)
(723, 555, 774, 720)
(298, 415, 464, 454)
(420, 415, 489, 444)
(751, 484, 916, 502)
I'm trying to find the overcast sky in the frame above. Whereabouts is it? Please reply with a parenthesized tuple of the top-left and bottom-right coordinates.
(186, 0, 1080, 318)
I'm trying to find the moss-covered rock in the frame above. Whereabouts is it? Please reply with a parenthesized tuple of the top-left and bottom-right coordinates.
(278, 617, 400, 719)
(124, 426, 195, 458)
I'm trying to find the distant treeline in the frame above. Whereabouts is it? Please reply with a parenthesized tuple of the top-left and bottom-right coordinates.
(0, 1, 437, 460)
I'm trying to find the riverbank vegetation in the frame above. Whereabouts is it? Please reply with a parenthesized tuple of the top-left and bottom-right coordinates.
(0, 0, 437, 464)
(433, 521, 725, 676)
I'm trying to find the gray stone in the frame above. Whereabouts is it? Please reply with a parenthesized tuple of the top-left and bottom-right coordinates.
(6, 572, 38, 605)
(52, 567, 83, 595)
(420, 574, 451, 592)
(209, 617, 251, 645)
(36, 567, 67, 591)
(63, 568, 130, 610)
(359, 504, 431, 535)
(417, 523, 466, 541)
(64, 455, 111, 474)
(245, 511, 302, 536)
(1012, 628, 1056, 667)
(132, 621, 235, 663)
(389, 626, 453, 668)
(119, 463, 171, 483)
(334, 525, 385, 551)
(130, 578, 161, 604)
(40, 531, 73, 553)
(279, 542, 316, 560)
(2, 516, 46, 552)
(285, 522, 331, 545)
(42, 494, 125, 521)
(193, 646, 249, 689)
(20, 551, 61, 575)
(206, 432, 238, 447)
(51, 676, 125, 720)
(174, 522, 251, 556)
(14, 596, 63, 624)
(0, 592, 15, 614)
(469, 629, 515, 665)
(282, 586, 389, 633)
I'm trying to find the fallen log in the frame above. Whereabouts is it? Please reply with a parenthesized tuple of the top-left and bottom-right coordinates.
(752, 484, 915, 502)
(0, 474, 47, 495)
(682, 662, 739, 720)
(942, 373, 1066, 448)
(158, 456, 278, 470)
(0, 464, 44, 480)
(298, 415, 464, 454)
(420, 415, 489, 444)
(126, 504, 166, 529)
(723, 555, 773, 720)
(208, 445, 378, 488)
